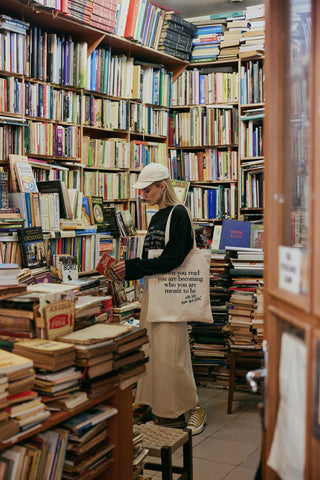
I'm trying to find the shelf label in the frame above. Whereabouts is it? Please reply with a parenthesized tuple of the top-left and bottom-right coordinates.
(278, 246, 302, 294)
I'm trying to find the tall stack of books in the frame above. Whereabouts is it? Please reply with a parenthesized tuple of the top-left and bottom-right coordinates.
(225, 246, 264, 350)
(158, 11, 196, 61)
(251, 285, 264, 348)
(239, 4, 265, 58)
(132, 426, 149, 479)
(226, 290, 257, 347)
(0, 349, 50, 441)
(189, 250, 231, 387)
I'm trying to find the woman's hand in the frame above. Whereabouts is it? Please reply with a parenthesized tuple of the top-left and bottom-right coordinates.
(114, 261, 126, 279)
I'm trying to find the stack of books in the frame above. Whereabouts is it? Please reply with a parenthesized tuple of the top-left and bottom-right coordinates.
(0, 291, 39, 341)
(0, 373, 20, 443)
(191, 22, 224, 62)
(57, 323, 131, 397)
(0, 349, 50, 441)
(251, 285, 264, 348)
(226, 290, 257, 347)
(189, 250, 231, 387)
(158, 11, 196, 61)
(62, 404, 118, 479)
(74, 294, 114, 330)
(132, 426, 149, 479)
(239, 4, 265, 58)
(32, 367, 83, 410)
(112, 326, 149, 387)
(12, 339, 76, 372)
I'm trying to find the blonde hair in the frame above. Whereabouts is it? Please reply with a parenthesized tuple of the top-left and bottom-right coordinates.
(155, 178, 179, 206)
(156, 178, 195, 239)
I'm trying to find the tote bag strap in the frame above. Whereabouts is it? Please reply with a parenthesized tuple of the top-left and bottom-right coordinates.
(164, 204, 196, 248)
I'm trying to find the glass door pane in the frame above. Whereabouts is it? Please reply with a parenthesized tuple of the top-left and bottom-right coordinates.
(279, 0, 311, 296)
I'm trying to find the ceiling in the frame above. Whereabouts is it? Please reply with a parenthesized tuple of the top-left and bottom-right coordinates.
(156, 0, 264, 20)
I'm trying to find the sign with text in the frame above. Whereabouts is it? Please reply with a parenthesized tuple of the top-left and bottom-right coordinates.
(278, 246, 302, 294)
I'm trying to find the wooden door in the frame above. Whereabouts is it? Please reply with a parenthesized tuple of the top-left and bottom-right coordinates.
(264, 0, 320, 478)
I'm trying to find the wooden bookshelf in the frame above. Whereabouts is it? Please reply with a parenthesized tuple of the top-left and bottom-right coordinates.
(0, 385, 134, 479)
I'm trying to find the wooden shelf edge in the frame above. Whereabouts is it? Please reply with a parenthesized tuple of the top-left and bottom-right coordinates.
(0, 386, 120, 450)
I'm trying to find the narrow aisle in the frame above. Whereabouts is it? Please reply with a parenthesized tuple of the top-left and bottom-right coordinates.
(146, 385, 262, 480)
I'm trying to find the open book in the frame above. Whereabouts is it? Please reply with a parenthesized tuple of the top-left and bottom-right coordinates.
(95, 254, 123, 283)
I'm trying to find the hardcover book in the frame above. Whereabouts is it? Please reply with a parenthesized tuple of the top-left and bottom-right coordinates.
(104, 207, 120, 238)
(219, 219, 252, 250)
(17, 227, 47, 269)
(88, 196, 110, 232)
(95, 253, 123, 283)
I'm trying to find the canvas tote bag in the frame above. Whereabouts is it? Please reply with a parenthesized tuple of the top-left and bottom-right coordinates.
(146, 205, 213, 324)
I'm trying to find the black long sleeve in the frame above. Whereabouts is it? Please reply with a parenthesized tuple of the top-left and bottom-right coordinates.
(124, 205, 193, 281)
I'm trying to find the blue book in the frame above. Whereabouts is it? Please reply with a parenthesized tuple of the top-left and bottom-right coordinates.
(63, 405, 118, 434)
(148, 8, 160, 48)
(92, 50, 98, 91)
(219, 219, 252, 250)
(142, 3, 152, 45)
(208, 188, 217, 219)
(199, 74, 206, 105)
(196, 25, 224, 35)
(24, 193, 33, 227)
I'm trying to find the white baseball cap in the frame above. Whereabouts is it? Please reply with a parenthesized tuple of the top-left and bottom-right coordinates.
(133, 163, 170, 189)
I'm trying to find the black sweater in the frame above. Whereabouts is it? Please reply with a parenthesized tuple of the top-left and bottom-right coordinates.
(125, 205, 193, 281)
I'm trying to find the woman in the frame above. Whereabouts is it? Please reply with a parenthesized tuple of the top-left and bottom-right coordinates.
(114, 162, 207, 435)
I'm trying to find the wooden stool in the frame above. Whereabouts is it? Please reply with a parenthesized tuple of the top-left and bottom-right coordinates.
(228, 349, 263, 414)
(135, 423, 193, 480)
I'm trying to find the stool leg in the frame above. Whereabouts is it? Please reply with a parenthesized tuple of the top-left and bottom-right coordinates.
(161, 446, 173, 480)
(183, 429, 193, 480)
(228, 351, 236, 414)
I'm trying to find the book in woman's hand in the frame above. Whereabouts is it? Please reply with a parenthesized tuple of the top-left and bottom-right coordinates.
(95, 254, 123, 283)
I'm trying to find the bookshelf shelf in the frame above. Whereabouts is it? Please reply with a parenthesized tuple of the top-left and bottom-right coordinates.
(241, 156, 264, 162)
(0, 385, 133, 479)
(169, 144, 238, 150)
(240, 102, 265, 109)
(129, 132, 167, 140)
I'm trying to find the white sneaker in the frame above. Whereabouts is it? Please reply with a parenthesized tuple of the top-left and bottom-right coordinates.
(187, 405, 207, 435)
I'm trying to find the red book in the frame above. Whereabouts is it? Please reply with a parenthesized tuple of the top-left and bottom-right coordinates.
(124, 0, 141, 40)
(197, 151, 204, 181)
(96, 253, 123, 283)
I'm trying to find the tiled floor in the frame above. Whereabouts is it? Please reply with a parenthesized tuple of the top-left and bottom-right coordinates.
(145, 384, 263, 479)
